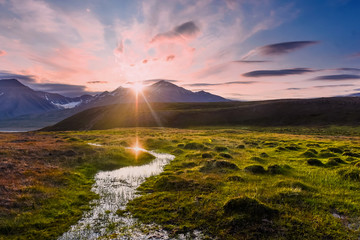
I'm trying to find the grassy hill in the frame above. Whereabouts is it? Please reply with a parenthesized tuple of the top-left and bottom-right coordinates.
(43, 97, 360, 131)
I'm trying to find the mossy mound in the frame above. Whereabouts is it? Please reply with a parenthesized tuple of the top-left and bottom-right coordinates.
(250, 157, 265, 163)
(219, 153, 232, 159)
(260, 152, 269, 158)
(236, 144, 245, 149)
(328, 147, 343, 154)
(302, 150, 317, 158)
(227, 176, 245, 182)
(343, 152, 360, 158)
(215, 146, 228, 152)
(307, 158, 324, 166)
(184, 142, 206, 150)
(172, 149, 184, 155)
(285, 145, 300, 151)
(276, 147, 286, 151)
(201, 152, 213, 158)
(267, 164, 285, 174)
(181, 162, 197, 168)
(244, 165, 266, 174)
(330, 157, 346, 164)
(307, 149, 318, 154)
(223, 197, 279, 219)
(154, 175, 197, 191)
(319, 152, 337, 158)
(263, 142, 278, 147)
(199, 160, 239, 172)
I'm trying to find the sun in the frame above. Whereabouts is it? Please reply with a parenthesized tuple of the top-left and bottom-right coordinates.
(131, 82, 144, 94)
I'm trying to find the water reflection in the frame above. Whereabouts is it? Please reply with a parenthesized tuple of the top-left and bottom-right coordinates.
(58, 148, 175, 240)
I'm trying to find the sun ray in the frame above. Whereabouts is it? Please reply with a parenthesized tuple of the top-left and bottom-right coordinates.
(140, 91, 163, 127)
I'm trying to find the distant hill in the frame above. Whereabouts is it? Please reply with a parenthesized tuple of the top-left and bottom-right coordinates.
(0, 79, 228, 122)
(43, 97, 360, 131)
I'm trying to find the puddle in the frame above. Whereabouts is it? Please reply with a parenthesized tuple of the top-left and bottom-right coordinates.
(58, 148, 204, 239)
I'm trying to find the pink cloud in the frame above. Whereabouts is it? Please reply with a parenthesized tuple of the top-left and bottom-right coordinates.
(166, 55, 175, 61)
(0, 50, 6, 56)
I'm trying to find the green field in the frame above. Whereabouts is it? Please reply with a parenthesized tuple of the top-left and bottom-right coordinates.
(1, 126, 360, 239)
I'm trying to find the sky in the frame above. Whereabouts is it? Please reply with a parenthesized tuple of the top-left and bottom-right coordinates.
(0, 0, 359, 99)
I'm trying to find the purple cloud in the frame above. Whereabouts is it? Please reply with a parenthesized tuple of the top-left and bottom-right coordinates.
(243, 68, 315, 77)
(243, 41, 319, 59)
(312, 74, 360, 81)
(186, 81, 256, 87)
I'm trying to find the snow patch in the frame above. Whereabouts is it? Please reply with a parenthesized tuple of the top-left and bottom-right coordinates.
(52, 101, 82, 109)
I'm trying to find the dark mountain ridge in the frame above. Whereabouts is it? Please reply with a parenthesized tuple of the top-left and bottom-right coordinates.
(43, 97, 360, 131)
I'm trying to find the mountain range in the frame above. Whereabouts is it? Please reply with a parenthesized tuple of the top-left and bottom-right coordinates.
(0, 79, 228, 129)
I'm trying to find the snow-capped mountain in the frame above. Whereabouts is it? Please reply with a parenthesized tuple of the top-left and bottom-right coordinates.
(0, 79, 90, 119)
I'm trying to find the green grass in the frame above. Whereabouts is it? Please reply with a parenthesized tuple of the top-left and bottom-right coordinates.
(2, 126, 360, 239)
(121, 127, 360, 239)
(0, 133, 154, 240)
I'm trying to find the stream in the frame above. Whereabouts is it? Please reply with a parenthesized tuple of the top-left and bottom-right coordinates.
(58, 147, 204, 239)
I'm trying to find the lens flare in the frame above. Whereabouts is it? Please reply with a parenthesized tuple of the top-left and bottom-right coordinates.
(132, 138, 142, 154)
(131, 82, 144, 94)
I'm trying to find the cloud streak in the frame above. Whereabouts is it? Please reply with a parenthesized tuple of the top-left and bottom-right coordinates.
(30, 83, 91, 97)
(243, 68, 315, 77)
(335, 68, 360, 72)
(0, 50, 6, 56)
(87, 81, 108, 84)
(243, 41, 319, 59)
(312, 74, 360, 81)
(0, 71, 37, 82)
(285, 84, 355, 91)
(313, 84, 355, 88)
(232, 60, 270, 64)
(186, 81, 257, 87)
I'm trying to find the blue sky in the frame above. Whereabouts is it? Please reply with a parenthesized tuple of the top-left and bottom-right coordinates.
(0, 0, 359, 99)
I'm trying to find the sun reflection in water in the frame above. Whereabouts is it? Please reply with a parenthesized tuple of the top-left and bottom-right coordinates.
(131, 137, 143, 159)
